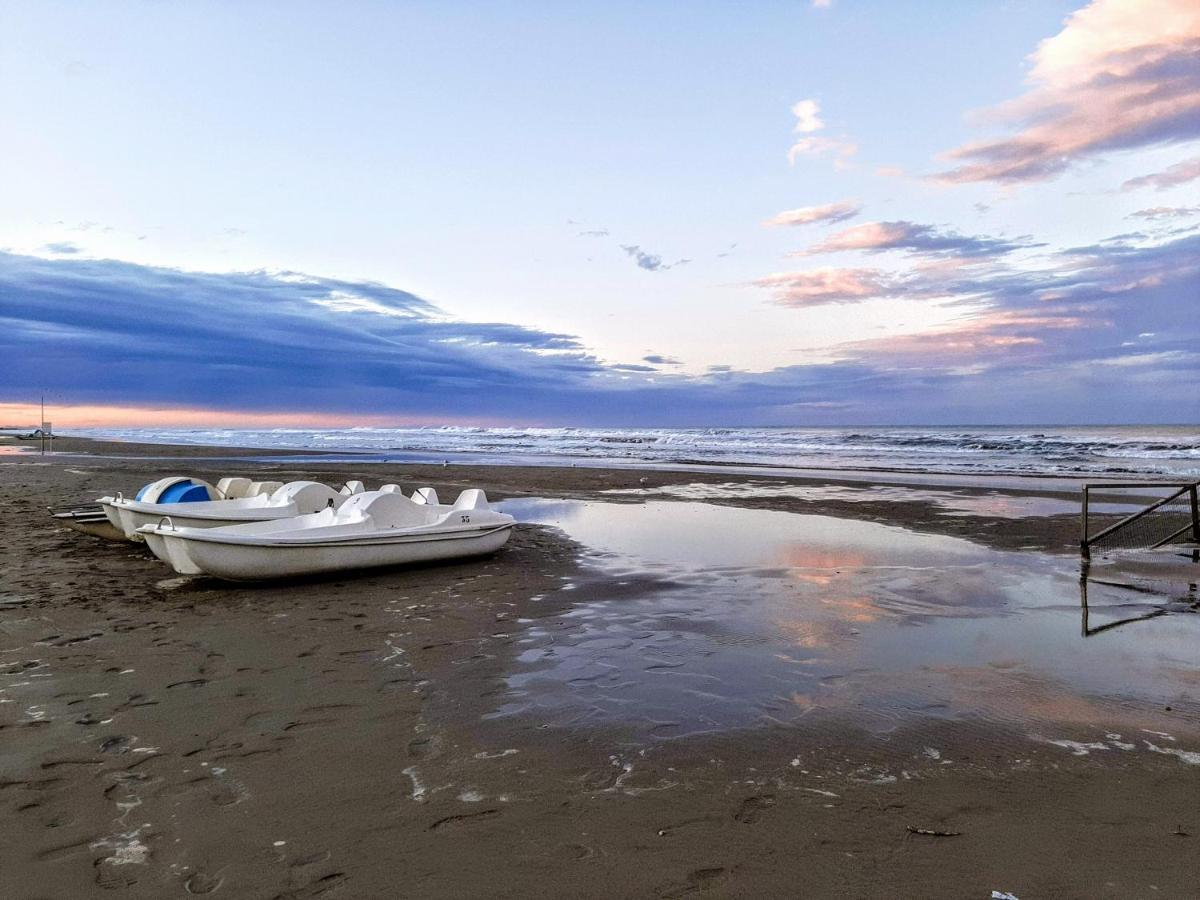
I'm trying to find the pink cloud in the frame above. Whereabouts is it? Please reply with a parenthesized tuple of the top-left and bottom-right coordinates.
(1121, 155, 1200, 191)
(836, 309, 1094, 362)
(800, 220, 1035, 257)
(936, 0, 1200, 185)
(754, 267, 892, 307)
(763, 201, 862, 228)
(805, 222, 913, 253)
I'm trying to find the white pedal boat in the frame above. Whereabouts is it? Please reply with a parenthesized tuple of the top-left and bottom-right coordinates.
(100, 476, 369, 541)
(138, 489, 514, 581)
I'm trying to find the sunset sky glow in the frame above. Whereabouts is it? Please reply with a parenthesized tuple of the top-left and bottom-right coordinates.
(2, 0, 1198, 426)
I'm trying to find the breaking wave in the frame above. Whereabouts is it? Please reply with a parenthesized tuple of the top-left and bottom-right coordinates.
(71, 425, 1200, 478)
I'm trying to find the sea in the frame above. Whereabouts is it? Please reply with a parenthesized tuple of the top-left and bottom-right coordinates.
(70, 425, 1200, 480)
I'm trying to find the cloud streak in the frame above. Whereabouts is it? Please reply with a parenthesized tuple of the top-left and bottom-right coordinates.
(764, 201, 862, 228)
(788, 136, 858, 167)
(800, 220, 1038, 257)
(42, 241, 82, 255)
(755, 267, 894, 307)
(1128, 205, 1200, 220)
(1121, 155, 1200, 191)
(620, 245, 690, 272)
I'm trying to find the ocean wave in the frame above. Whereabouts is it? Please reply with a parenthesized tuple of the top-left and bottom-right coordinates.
(69, 425, 1200, 478)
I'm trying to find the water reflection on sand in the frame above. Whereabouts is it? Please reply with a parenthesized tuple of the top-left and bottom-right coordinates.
(604, 480, 1148, 518)
(495, 498, 1199, 747)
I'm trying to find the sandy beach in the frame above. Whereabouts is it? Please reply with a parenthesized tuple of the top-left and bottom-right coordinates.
(2, 438, 1198, 898)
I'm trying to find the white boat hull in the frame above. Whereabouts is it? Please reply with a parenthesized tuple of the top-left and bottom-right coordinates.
(100, 500, 262, 543)
(117, 506, 295, 544)
(101, 480, 356, 544)
(156, 525, 513, 581)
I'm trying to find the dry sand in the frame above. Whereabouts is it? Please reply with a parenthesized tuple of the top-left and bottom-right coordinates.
(1, 439, 1197, 898)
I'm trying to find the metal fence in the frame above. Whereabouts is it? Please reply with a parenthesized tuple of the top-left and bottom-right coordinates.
(1081, 482, 1200, 559)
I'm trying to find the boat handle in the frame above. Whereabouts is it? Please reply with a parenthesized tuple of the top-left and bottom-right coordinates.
(115, 491, 123, 502)
(158, 516, 176, 531)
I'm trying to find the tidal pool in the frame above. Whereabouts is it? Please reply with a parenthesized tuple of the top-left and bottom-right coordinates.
(495, 498, 1199, 743)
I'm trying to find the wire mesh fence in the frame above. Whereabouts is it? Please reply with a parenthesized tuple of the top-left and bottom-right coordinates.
(1082, 483, 1199, 558)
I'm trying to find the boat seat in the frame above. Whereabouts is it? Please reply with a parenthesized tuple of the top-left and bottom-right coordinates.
(269, 481, 344, 513)
(217, 477, 253, 499)
(249, 480, 284, 496)
(451, 489, 490, 511)
(379, 484, 404, 493)
(412, 487, 439, 505)
(339, 491, 440, 527)
(339, 480, 366, 496)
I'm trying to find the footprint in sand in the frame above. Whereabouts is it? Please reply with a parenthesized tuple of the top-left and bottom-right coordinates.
(167, 678, 209, 690)
(428, 809, 500, 830)
(185, 871, 223, 894)
(657, 866, 729, 898)
(95, 860, 141, 890)
(407, 735, 439, 759)
(288, 871, 348, 896)
(209, 778, 251, 807)
(199, 653, 229, 677)
(733, 794, 775, 824)
(36, 836, 94, 863)
(553, 843, 595, 861)
(290, 849, 332, 868)
(283, 717, 338, 732)
(100, 735, 134, 754)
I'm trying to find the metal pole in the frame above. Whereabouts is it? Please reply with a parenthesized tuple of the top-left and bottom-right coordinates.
(1191, 485, 1198, 544)
(1149, 520, 1198, 550)
(40, 395, 44, 456)
(1080, 486, 1090, 558)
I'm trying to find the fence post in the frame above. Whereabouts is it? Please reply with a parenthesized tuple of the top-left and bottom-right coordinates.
(1080, 486, 1090, 559)
(1191, 485, 1199, 543)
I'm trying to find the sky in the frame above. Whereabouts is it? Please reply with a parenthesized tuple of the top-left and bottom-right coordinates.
(1, 0, 1198, 427)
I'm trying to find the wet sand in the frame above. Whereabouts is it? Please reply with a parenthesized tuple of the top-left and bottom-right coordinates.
(2, 439, 1198, 898)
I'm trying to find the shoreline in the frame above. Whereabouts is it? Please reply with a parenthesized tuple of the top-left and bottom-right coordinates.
(0, 432, 1180, 496)
(6, 433, 1192, 491)
(2, 441, 1197, 896)
(6, 436, 1104, 553)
